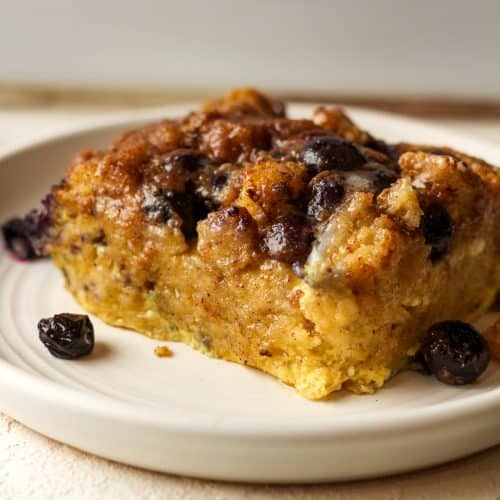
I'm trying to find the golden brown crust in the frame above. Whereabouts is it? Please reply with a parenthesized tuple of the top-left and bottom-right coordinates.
(313, 106, 374, 144)
(197, 206, 259, 271)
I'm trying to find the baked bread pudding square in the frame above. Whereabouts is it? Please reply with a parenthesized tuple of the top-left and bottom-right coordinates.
(6, 89, 500, 399)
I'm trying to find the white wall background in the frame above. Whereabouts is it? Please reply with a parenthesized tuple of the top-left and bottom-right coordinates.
(0, 0, 499, 98)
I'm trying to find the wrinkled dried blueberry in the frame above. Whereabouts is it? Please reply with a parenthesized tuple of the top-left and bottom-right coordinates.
(421, 203, 453, 261)
(38, 313, 94, 359)
(2, 197, 52, 260)
(300, 135, 366, 174)
(263, 214, 313, 265)
(307, 174, 345, 222)
(420, 320, 490, 385)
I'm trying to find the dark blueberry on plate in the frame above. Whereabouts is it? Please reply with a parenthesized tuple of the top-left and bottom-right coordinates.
(263, 214, 313, 265)
(420, 320, 490, 385)
(1, 196, 52, 260)
(307, 174, 345, 222)
(300, 135, 366, 174)
(1, 217, 37, 260)
(421, 203, 453, 261)
(38, 313, 95, 359)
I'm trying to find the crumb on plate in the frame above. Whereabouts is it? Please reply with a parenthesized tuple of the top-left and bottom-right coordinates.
(154, 345, 173, 357)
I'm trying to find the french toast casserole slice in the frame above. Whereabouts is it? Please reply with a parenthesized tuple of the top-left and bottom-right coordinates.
(29, 89, 500, 399)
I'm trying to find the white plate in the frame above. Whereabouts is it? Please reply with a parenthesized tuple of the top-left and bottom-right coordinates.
(0, 105, 499, 483)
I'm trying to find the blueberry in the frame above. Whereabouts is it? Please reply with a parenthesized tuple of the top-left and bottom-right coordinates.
(2, 197, 52, 261)
(300, 135, 366, 174)
(421, 320, 490, 385)
(421, 203, 453, 261)
(307, 174, 345, 222)
(364, 138, 401, 161)
(147, 190, 198, 237)
(361, 163, 399, 190)
(143, 186, 212, 240)
(38, 313, 94, 359)
(2, 218, 37, 260)
(163, 149, 202, 172)
(263, 214, 313, 265)
(143, 190, 177, 224)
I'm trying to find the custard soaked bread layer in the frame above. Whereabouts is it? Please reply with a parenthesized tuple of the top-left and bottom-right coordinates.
(43, 89, 500, 399)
